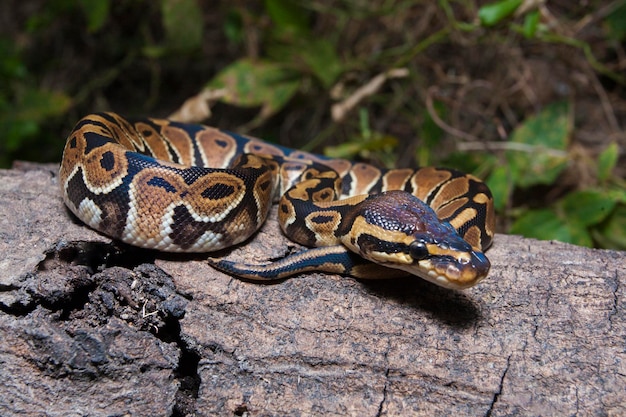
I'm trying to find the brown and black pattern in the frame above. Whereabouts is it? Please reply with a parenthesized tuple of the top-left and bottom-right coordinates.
(61, 112, 495, 289)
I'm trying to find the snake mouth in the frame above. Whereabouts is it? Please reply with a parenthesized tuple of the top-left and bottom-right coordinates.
(420, 250, 491, 289)
(386, 250, 490, 289)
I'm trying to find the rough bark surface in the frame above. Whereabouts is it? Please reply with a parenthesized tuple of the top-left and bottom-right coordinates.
(1, 163, 624, 416)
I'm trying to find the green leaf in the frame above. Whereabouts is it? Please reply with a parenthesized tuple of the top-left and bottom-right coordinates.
(506, 101, 571, 188)
(0, 88, 71, 150)
(511, 188, 618, 247)
(224, 10, 244, 44)
(485, 165, 512, 212)
(510, 208, 568, 240)
(597, 142, 619, 182)
(559, 190, 617, 227)
(161, 0, 203, 52)
(0, 39, 27, 80)
(79, 0, 110, 32)
(478, 0, 522, 27)
(267, 38, 343, 88)
(565, 220, 594, 247)
(510, 208, 592, 247)
(593, 204, 626, 250)
(522, 9, 539, 38)
(324, 133, 397, 160)
(208, 59, 300, 125)
(265, 0, 309, 38)
(298, 39, 343, 88)
(604, 2, 626, 42)
(11, 88, 72, 122)
(2, 120, 38, 150)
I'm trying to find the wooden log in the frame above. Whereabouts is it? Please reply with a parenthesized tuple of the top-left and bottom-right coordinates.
(1, 164, 624, 416)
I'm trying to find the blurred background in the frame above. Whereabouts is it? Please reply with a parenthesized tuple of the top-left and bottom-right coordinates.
(1, 0, 624, 249)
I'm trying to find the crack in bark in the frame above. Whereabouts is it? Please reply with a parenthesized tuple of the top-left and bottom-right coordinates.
(485, 355, 511, 417)
(607, 268, 620, 331)
(375, 347, 391, 417)
(376, 367, 390, 417)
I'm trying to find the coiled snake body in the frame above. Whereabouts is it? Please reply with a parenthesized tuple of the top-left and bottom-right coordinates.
(60, 113, 495, 289)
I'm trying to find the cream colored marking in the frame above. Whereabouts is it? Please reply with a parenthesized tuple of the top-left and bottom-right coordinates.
(161, 125, 195, 166)
(314, 194, 368, 209)
(436, 197, 469, 221)
(472, 192, 490, 204)
(196, 128, 238, 168)
(81, 165, 126, 195)
(382, 169, 413, 191)
(252, 170, 276, 225)
(77, 198, 103, 229)
(287, 179, 321, 201)
(448, 207, 478, 231)
(463, 225, 483, 251)
(73, 143, 128, 194)
(135, 122, 171, 160)
(348, 164, 380, 195)
(244, 139, 285, 158)
(304, 211, 342, 246)
(430, 177, 469, 211)
(195, 230, 228, 251)
(278, 161, 310, 194)
(278, 198, 297, 229)
(340, 216, 414, 264)
(239, 154, 269, 169)
(369, 250, 412, 264)
(425, 243, 471, 261)
(410, 167, 450, 202)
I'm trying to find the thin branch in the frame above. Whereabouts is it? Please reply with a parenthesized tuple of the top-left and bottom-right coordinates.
(458, 140, 568, 157)
(426, 86, 481, 142)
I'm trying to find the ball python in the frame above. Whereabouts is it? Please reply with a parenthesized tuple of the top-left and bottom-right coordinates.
(60, 112, 495, 289)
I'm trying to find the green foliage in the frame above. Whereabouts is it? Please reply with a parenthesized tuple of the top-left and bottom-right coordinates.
(595, 205, 626, 249)
(324, 108, 399, 167)
(508, 137, 625, 249)
(79, 0, 110, 32)
(604, 2, 626, 41)
(0, 39, 71, 167)
(483, 102, 570, 212)
(521, 10, 540, 38)
(598, 142, 619, 182)
(2, 0, 624, 251)
(161, 0, 203, 52)
(208, 59, 301, 128)
(265, 0, 309, 37)
(510, 189, 621, 248)
(478, 0, 523, 27)
(506, 102, 571, 188)
(264, 1, 343, 88)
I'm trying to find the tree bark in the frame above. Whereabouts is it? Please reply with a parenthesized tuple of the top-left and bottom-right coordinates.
(1, 163, 624, 416)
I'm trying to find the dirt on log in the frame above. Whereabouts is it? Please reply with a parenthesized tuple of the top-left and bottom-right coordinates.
(1, 163, 624, 417)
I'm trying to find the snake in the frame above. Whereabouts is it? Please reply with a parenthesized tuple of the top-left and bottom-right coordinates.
(59, 112, 495, 289)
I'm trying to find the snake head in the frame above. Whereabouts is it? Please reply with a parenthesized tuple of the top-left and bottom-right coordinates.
(340, 190, 491, 289)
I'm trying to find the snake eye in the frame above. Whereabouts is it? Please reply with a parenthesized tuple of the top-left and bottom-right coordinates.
(409, 241, 429, 260)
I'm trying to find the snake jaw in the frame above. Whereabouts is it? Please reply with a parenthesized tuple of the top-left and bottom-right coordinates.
(405, 238, 490, 289)
(418, 248, 491, 289)
(373, 242, 490, 289)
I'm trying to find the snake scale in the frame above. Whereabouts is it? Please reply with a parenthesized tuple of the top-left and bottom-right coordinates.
(60, 112, 495, 289)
